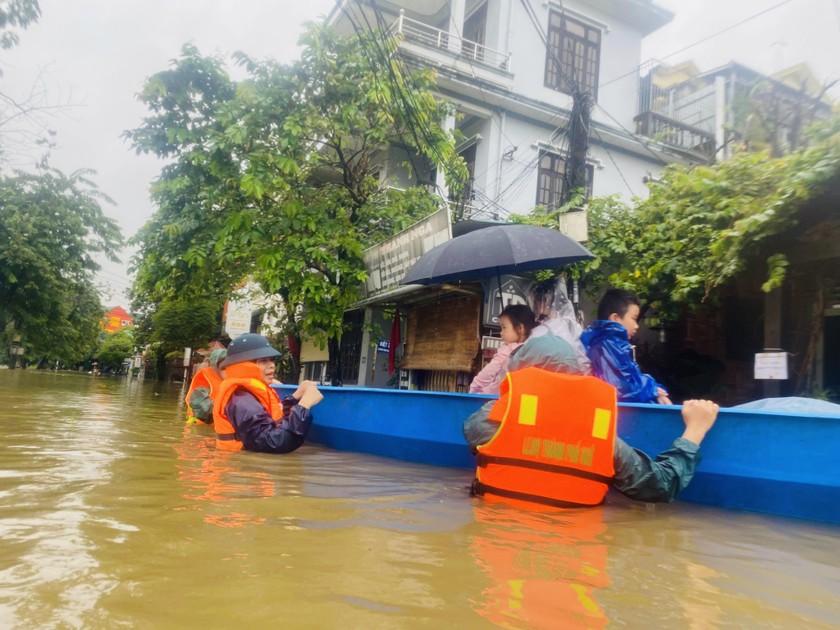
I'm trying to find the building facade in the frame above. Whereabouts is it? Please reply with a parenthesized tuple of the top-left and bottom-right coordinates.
(309, 0, 687, 389)
(101, 306, 133, 334)
(330, 0, 683, 221)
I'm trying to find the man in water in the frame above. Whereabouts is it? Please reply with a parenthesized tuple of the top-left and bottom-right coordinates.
(212, 333, 322, 453)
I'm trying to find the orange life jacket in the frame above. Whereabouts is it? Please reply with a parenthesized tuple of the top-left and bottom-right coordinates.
(185, 366, 224, 423)
(212, 362, 283, 451)
(474, 367, 617, 508)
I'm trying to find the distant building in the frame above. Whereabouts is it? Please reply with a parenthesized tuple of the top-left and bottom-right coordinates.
(101, 306, 133, 333)
(635, 60, 832, 161)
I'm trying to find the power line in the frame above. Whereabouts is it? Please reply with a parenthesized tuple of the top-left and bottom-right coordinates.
(332, 2, 432, 190)
(365, 2, 466, 192)
(97, 267, 133, 284)
(600, 0, 797, 89)
(517, 0, 668, 168)
(590, 125, 636, 198)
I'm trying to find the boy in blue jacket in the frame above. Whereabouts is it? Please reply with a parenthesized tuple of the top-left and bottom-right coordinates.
(581, 289, 672, 404)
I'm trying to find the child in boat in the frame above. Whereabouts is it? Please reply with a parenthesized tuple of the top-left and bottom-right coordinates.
(470, 304, 538, 395)
(581, 288, 672, 404)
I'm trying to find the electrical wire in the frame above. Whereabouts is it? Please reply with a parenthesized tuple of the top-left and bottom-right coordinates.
(590, 125, 636, 198)
(600, 0, 797, 89)
(518, 0, 670, 167)
(332, 1, 430, 188)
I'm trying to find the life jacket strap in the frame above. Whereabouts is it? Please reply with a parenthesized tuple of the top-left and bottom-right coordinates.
(215, 433, 239, 441)
(475, 453, 614, 485)
(471, 479, 603, 508)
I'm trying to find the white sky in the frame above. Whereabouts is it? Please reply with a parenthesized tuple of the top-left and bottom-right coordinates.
(2, 0, 838, 305)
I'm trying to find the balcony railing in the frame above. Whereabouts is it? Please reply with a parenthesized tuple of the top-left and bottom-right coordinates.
(390, 11, 512, 73)
(636, 61, 717, 158)
(634, 111, 715, 159)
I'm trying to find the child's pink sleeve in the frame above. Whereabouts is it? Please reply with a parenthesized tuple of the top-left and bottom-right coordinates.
(469, 342, 520, 395)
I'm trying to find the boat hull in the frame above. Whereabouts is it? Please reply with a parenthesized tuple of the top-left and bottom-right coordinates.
(276, 385, 491, 468)
(619, 403, 840, 525)
(275, 385, 840, 524)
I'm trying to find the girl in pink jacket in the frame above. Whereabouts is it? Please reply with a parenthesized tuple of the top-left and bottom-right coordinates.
(469, 304, 538, 395)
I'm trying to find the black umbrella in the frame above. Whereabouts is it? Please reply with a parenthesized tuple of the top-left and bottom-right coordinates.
(400, 224, 594, 288)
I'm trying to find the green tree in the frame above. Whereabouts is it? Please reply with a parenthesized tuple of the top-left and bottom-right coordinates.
(0, 166, 122, 366)
(151, 299, 220, 350)
(580, 113, 840, 323)
(96, 328, 134, 372)
(127, 24, 466, 378)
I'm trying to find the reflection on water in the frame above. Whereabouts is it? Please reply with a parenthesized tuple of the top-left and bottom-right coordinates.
(1, 370, 839, 628)
(469, 501, 609, 629)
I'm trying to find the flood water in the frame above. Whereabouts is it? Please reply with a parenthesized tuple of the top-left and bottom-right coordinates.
(0, 369, 839, 629)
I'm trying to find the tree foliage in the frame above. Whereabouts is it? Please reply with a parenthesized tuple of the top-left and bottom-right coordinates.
(96, 328, 134, 371)
(0, 0, 39, 50)
(0, 167, 122, 365)
(150, 299, 220, 351)
(581, 113, 840, 322)
(127, 24, 466, 364)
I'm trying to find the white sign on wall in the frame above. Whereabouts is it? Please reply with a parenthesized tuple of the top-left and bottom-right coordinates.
(362, 207, 451, 298)
(225, 299, 253, 338)
(754, 352, 788, 380)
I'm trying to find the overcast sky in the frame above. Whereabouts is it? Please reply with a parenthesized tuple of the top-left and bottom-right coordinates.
(2, 0, 838, 305)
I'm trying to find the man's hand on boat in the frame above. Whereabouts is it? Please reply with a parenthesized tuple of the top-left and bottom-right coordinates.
(680, 399, 719, 446)
(294, 380, 323, 410)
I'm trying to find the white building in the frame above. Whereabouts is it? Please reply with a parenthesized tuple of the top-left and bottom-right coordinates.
(329, 0, 689, 224)
(302, 0, 692, 388)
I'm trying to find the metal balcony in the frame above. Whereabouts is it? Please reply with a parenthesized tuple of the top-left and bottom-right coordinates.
(389, 11, 512, 73)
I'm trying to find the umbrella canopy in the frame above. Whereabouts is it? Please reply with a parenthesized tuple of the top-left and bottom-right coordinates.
(400, 224, 594, 286)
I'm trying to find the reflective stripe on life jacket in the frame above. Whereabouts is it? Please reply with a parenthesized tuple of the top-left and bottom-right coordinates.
(474, 367, 617, 507)
(212, 362, 283, 451)
(185, 366, 224, 424)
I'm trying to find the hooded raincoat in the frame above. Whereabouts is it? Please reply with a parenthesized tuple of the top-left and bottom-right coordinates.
(580, 320, 663, 403)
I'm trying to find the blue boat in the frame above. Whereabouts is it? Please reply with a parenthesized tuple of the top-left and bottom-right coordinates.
(274, 384, 840, 525)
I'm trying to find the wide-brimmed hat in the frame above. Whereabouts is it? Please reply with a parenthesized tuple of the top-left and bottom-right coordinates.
(220, 333, 280, 368)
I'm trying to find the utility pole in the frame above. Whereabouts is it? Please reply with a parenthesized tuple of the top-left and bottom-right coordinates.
(561, 90, 593, 206)
(561, 90, 592, 317)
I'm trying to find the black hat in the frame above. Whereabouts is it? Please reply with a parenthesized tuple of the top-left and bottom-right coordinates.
(220, 333, 280, 368)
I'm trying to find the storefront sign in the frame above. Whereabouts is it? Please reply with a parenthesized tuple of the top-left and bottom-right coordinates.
(376, 339, 390, 353)
(481, 275, 535, 327)
(225, 299, 253, 338)
(481, 335, 503, 359)
(363, 207, 451, 298)
(481, 336, 503, 350)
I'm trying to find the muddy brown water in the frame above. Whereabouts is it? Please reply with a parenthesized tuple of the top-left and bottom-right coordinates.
(0, 369, 838, 628)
